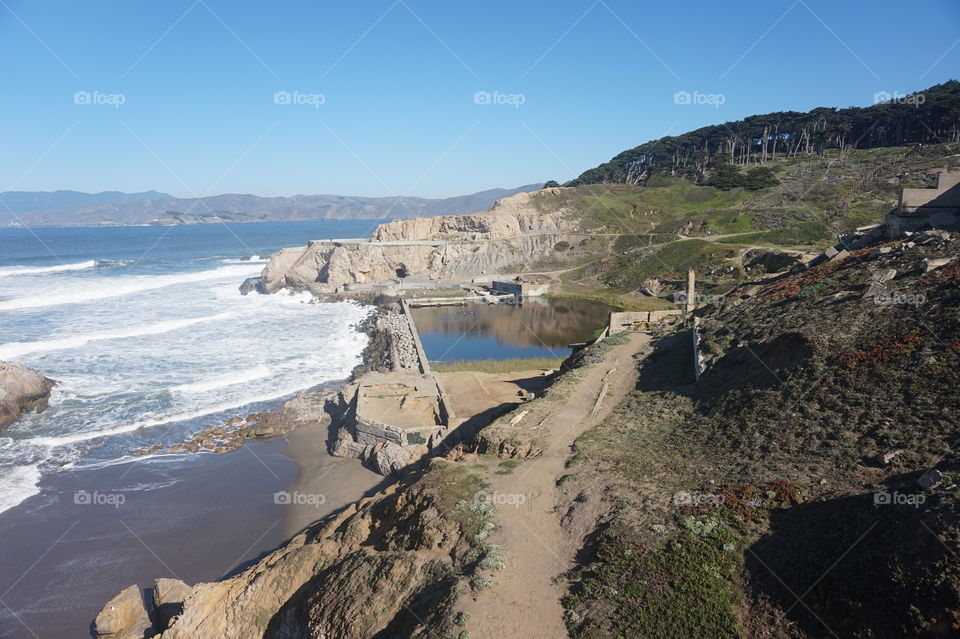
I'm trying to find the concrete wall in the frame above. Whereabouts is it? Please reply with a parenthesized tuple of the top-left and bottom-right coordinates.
(608, 310, 683, 333)
(400, 300, 432, 374)
(890, 172, 960, 238)
(400, 300, 456, 421)
(900, 173, 960, 213)
(491, 280, 550, 297)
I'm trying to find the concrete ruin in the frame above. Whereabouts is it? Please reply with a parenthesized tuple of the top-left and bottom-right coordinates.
(331, 301, 459, 474)
(352, 372, 452, 447)
(886, 172, 960, 237)
(607, 310, 683, 334)
(685, 269, 696, 313)
(491, 276, 550, 297)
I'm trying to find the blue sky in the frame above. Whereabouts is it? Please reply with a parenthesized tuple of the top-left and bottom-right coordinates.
(1, 0, 958, 198)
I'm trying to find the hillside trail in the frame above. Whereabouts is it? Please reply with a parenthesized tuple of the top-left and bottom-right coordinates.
(461, 332, 651, 639)
(675, 230, 811, 254)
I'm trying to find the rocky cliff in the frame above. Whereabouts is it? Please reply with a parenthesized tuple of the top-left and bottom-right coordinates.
(0, 361, 55, 429)
(371, 189, 570, 242)
(95, 461, 498, 639)
(259, 188, 596, 294)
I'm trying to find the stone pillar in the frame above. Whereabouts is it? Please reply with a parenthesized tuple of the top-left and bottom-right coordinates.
(685, 269, 696, 313)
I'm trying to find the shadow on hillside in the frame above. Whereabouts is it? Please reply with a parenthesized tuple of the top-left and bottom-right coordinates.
(635, 328, 815, 403)
(635, 330, 698, 394)
(745, 490, 958, 638)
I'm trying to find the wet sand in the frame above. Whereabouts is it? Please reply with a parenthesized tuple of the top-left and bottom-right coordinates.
(0, 425, 384, 639)
(280, 420, 386, 536)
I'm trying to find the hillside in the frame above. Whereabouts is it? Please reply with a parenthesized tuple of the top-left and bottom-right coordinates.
(526, 141, 960, 300)
(569, 80, 960, 187)
(557, 230, 960, 637)
(0, 184, 543, 227)
(0, 189, 170, 216)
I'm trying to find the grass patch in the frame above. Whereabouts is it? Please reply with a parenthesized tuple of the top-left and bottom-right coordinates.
(547, 289, 677, 312)
(495, 459, 521, 475)
(432, 357, 564, 373)
(565, 520, 746, 638)
(589, 240, 742, 292)
(729, 222, 833, 247)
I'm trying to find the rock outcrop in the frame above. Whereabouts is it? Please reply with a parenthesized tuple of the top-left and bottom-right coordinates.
(0, 361, 56, 429)
(93, 585, 152, 639)
(259, 188, 599, 294)
(95, 461, 497, 639)
(153, 578, 192, 631)
(372, 189, 570, 242)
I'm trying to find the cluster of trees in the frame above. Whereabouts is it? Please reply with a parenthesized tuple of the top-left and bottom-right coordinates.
(569, 80, 960, 187)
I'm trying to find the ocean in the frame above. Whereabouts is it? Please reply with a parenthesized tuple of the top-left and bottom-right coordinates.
(0, 221, 381, 516)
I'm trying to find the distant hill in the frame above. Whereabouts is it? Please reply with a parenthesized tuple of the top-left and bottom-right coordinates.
(570, 80, 960, 186)
(0, 184, 543, 226)
(0, 190, 170, 216)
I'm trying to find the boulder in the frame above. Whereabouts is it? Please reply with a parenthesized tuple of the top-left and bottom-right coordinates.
(0, 361, 56, 429)
(924, 257, 954, 272)
(880, 449, 905, 466)
(94, 585, 152, 639)
(830, 249, 850, 262)
(153, 577, 192, 630)
(238, 277, 265, 295)
(918, 469, 943, 490)
(871, 268, 897, 284)
(369, 442, 417, 475)
(331, 427, 365, 458)
(745, 250, 802, 274)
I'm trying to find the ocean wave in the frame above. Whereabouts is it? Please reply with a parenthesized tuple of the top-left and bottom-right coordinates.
(172, 364, 272, 394)
(0, 464, 42, 514)
(221, 256, 269, 264)
(0, 260, 97, 277)
(29, 381, 340, 448)
(0, 263, 261, 311)
(0, 311, 236, 360)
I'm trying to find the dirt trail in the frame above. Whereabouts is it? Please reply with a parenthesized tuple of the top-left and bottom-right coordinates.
(462, 332, 651, 639)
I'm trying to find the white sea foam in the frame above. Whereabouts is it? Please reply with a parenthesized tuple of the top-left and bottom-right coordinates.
(0, 243, 372, 518)
(30, 381, 345, 448)
(0, 260, 97, 277)
(172, 364, 272, 394)
(0, 464, 42, 513)
(0, 264, 260, 311)
(221, 256, 269, 264)
(0, 311, 236, 360)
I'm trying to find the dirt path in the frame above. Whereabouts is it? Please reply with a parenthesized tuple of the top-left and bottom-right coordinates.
(461, 332, 651, 638)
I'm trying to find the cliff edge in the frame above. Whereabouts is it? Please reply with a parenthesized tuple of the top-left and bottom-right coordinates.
(259, 188, 597, 294)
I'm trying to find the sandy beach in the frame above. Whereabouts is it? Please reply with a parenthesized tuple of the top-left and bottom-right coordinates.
(0, 419, 384, 639)
(280, 419, 386, 536)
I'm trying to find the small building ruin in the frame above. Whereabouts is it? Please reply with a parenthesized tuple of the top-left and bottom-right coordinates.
(887, 172, 960, 237)
(352, 372, 451, 448)
(491, 276, 550, 297)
